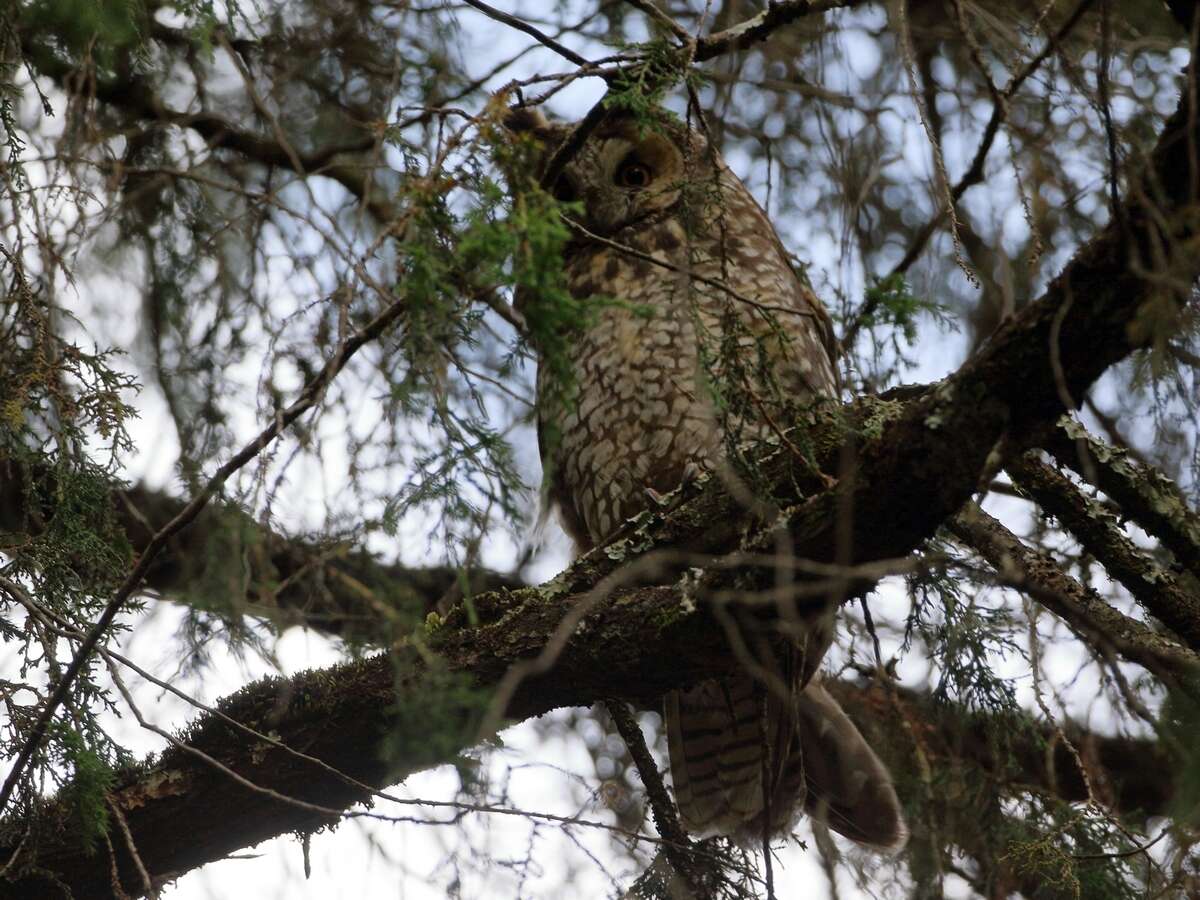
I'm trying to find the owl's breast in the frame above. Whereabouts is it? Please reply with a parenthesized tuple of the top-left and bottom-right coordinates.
(545, 225, 715, 547)
(541, 213, 835, 549)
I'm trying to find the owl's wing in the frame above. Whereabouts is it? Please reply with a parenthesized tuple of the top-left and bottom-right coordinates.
(787, 260, 842, 394)
(721, 165, 842, 394)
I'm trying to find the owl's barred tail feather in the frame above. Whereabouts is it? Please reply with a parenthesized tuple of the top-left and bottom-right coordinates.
(665, 677, 798, 839)
(665, 677, 907, 852)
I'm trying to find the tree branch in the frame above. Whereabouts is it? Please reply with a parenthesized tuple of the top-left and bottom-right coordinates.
(17, 33, 394, 222)
(1044, 418, 1200, 583)
(0, 638, 1172, 899)
(0, 465, 524, 641)
(693, 1, 866, 62)
(1007, 453, 1200, 650)
(826, 679, 1174, 820)
(949, 501, 1200, 687)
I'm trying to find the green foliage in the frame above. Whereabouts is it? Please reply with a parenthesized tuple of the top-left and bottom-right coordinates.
(162, 504, 283, 672)
(904, 542, 1024, 712)
(1003, 800, 1152, 900)
(0, 270, 138, 458)
(17, 0, 147, 66)
(695, 299, 808, 492)
(473, 121, 604, 469)
(604, 40, 689, 124)
(0, 223, 138, 817)
(0, 11, 36, 185)
(58, 726, 115, 855)
(379, 173, 541, 545)
(858, 274, 944, 344)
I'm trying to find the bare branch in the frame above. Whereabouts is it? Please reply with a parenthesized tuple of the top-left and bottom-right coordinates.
(693, 1, 865, 62)
(949, 501, 1200, 686)
(1045, 418, 1200, 583)
(461, 0, 592, 68)
(1008, 452, 1200, 650)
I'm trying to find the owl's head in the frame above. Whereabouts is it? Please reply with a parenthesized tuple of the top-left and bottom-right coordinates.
(503, 107, 708, 235)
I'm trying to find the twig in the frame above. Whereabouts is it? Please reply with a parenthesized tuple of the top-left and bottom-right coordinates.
(693, 0, 860, 62)
(605, 699, 706, 895)
(842, 0, 1100, 350)
(217, 30, 307, 178)
(624, 0, 693, 44)
(1072, 828, 1169, 861)
(106, 798, 158, 899)
(889, 0, 1099, 277)
(461, 0, 591, 68)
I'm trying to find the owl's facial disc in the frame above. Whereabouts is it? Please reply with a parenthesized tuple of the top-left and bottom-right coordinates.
(573, 128, 684, 234)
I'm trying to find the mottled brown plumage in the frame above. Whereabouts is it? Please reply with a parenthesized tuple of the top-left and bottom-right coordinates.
(506, 107, 906, 851)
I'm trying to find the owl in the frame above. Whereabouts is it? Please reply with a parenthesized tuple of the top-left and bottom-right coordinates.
(505, 106, 906, 851)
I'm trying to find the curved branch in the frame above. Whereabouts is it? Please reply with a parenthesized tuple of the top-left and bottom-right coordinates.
(0, 466, 524, 640)
(1007, 453, 1200, 650)
(1044, 419, 1200, 583)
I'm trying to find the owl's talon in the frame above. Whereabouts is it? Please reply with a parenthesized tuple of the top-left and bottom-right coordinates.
(644, 486, 672, 506)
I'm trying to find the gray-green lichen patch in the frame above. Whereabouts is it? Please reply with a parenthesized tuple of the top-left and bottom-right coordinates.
(923, 381, 957, 431)
(857, 396, 906, 442)
(676, 566, 705, 615)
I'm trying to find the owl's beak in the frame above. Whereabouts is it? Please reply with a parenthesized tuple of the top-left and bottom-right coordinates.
(583, 192, 632, 235)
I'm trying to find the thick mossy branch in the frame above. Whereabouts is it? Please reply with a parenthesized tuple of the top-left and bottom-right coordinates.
(0, 579, 748, 899)
(1, 402, 1195, 898)
(0, 628, 1173, 900)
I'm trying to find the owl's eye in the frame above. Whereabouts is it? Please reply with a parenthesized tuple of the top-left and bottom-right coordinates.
(616, 159, 653, 189)
(552, 175, 578, 204)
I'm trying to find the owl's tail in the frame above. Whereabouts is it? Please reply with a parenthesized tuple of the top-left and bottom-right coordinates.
(664, 676, 907, 851)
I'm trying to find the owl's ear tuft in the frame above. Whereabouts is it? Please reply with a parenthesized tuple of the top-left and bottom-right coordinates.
(504, 106, 552, 136)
